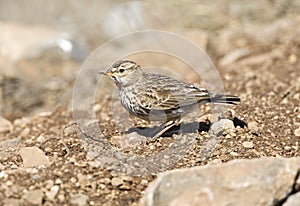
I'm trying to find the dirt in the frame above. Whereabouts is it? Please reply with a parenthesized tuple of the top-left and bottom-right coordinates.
(1, 33, 299, 205)
(1, 7, 300, 206)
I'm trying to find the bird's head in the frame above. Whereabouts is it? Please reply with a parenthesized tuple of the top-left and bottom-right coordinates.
(99, 60, 142, 88)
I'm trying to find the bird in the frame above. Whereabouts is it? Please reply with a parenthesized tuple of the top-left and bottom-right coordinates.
(99, 60, 240, 138)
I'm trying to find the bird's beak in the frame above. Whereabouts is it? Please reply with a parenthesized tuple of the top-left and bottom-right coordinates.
(99, 71, 113, 77)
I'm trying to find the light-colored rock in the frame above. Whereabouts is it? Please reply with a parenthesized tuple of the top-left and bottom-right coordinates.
(70, 193, 89, 206)
(111, 177, 123, 187)
(19, 146, 50, 167)
(22, 189, 43, 205)
(294, 127, 300, 137)
(111, 132, 147, 149)
(242, 141, 254, 149)
(0, 138, 20, 150)
(45, 185, 59, 201)
(140, 157, 300, 206)
(248, 121, 259, 133)
(3, 198, 21, 206)
(283, 192, 300, 206)
(211, 119, 235, 135)
(0, 117, 12, 133)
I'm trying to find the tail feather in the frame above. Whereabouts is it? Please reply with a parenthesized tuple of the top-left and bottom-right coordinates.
(209, 93, 240, 105)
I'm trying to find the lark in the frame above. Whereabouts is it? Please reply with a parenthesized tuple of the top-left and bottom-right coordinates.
(99, 60, 240, 138)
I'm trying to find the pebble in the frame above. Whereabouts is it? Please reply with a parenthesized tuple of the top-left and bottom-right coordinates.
(20, 128, 30, 138)
(0, 116, 13, 133)
(0, 138, 20, 150)
(45, 185, 59, 201)
(70, 193, 89, 206)
(111, 177, 123, 187)
(243, 141, 254, 149)
(3, 198, 21, 206)
(230, 151, 240, 157)
(211, 119, 235, 135)
(13, 117, 30, 127)
(284, 146, 291, 151)
(19, 146, 50, 167)
(93, 104, 102, 113)
(248, 121, 259, 133)
(294, 127, 300, 137)
(22, 189, 44, 205)
(36, 134, 46, 143)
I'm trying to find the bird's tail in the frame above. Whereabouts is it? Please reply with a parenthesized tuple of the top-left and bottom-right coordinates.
(208, 93, 240, 105)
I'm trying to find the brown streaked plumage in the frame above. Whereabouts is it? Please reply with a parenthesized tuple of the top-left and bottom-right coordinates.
(99, 60, 240, 137)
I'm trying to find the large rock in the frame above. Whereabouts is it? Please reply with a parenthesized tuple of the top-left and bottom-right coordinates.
(140, 157, 300, 206)
(19, 146, 50, 167)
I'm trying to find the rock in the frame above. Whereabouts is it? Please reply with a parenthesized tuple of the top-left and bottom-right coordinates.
(22, 189, 43, 205)
(70, 193, 89, 206)
(248, 121, 260, 134)
(111, 177, 123, 187)
(283, 192, 300, 206)
(45, 185, 59, 201)
(211, 119, 235, 135)
(3, 198, 21, 206)
(294, 127, 300, 137)
(242, 141, 254, 149)
(111, 132, 147, 149)
(0, 22, 79, 81)
(140, 157, 300, 206)
(19, 146, 50, 167)
(0, 117, 12, 133)
(0, 138, 20, 150)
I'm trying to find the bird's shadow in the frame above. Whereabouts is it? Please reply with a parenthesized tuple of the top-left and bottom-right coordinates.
(125, 117, 247, 138)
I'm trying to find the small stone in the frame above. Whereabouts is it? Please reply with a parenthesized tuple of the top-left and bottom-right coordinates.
(248, 121, 259, 133)
(93, 104, 102, 113)
(289, 53, 297, 63)
(22, 189, 43, 205)
(211, 119, 235, 135)
(111, 132, 147, 149)
(0, 138, 20, 150)
(70, 193, 89, 206)
(13, 117, 30, 127)
(3, 198, 21, 206)
(0, 117, 12, 133)
(119, 183, 131, 190)
(19, 146, 50, 167)
(45, 185, 59, 201)
(284, 146, 291, 151)
(45, 180, 54, 189)
(55, 178, 63, 185)
(111, 177, 123, 187)
(209, 159, 222, 165)
(294, 127, 300, 137)
(58, 194, 65, 202)
(20, 128, 30, 138)
(230, 151, 239, 156)
(36, 135, 46, 143)
(243, 141, 254, 149)
(0, 171, 7, 178)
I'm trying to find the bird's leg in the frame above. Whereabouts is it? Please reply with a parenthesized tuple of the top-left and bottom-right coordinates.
(152, 119, 180, 139)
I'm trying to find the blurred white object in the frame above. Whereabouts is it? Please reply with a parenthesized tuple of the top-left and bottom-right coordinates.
(102, 1, 148, 38)
(0, 22, 72, 61)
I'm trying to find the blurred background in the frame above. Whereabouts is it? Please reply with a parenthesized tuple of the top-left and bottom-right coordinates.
(0, 0, 299, 120)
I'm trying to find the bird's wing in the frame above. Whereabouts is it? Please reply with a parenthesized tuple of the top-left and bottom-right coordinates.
(134, 75, 210, 112)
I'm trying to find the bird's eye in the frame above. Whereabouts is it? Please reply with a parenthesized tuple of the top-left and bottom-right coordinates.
(119, 68, 125, 73)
